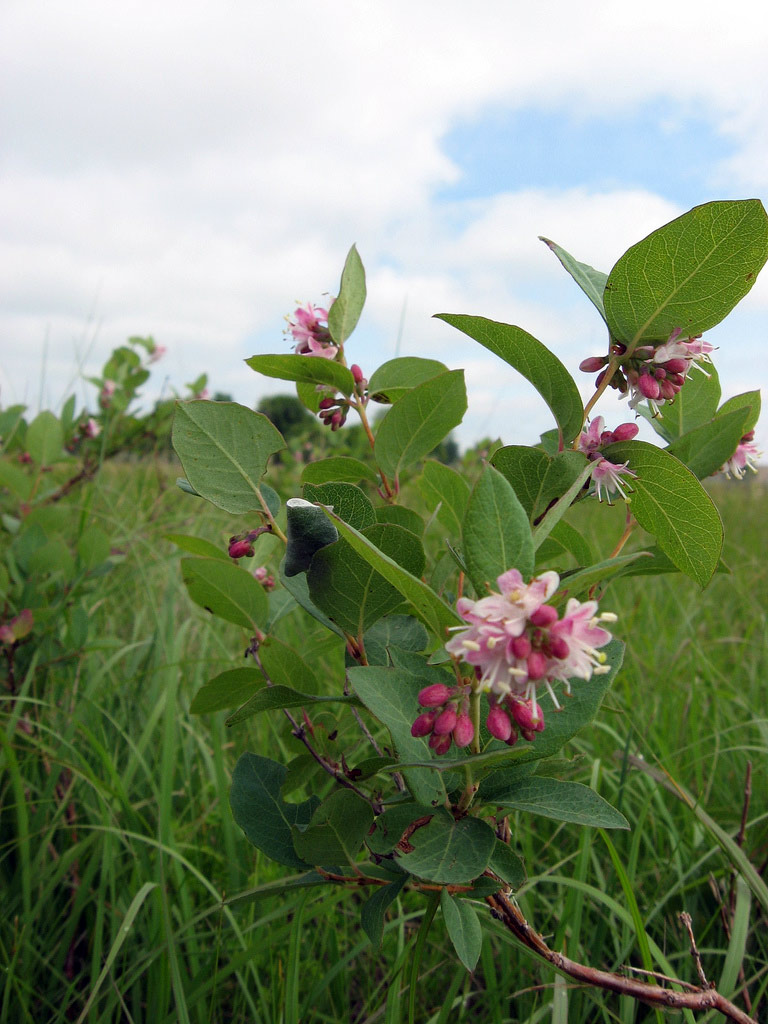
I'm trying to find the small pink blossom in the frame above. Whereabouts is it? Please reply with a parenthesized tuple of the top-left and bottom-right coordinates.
(148, 345, 167, 364)
(287, 302, 338, 359)
(591, 458, 636, 504)
(81, 417, 101, 439)
(721, 435, 761, 480)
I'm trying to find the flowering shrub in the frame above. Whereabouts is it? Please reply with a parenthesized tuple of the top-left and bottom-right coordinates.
(171, 200, 766, 1022)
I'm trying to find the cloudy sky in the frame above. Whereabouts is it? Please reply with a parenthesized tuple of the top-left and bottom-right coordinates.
(2, 0, 768, 453)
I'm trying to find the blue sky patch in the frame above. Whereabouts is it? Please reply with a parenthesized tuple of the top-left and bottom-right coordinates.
(439, 101, 735, 206)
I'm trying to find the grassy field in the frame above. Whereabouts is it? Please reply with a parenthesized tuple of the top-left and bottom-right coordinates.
(2, 459, 766, 1023)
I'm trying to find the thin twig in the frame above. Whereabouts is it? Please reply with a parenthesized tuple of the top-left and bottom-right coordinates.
(486, 891, 757, 1024)
(679, 911, 711, 988)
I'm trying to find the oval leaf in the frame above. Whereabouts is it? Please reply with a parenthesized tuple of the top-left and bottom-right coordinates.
(441, 889, 482, 972)
(245, 354, 356, 397)
(181, 557, 268, 629)
(398, 809, 496, 884)
(492, 777, 629, 829)
(367, 357, 449, 403)
(327, 244, 367, 346)
(463, 465, 533, 592)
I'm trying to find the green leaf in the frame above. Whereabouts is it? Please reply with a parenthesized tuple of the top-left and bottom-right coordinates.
(603, 199, 768, 344)
(348, 666, 446, 807)
(77, 526, 111, 569)
(540, 237, 608, 322)
(367, 357, 449, 404)
(190, 668, 264, 713)
(284, 498, 340, 577)
(417, 460, 471, 536)
(491, 446, 587, 522)
(665, 407, 750, 479)
(398, 809, 497, 884)
(327, 244, 367, 346)
(226, 685, 358, 727)
(532, 463, 593, 550)
(374, 503, 424, 536)
(462, 465, 534, 592)
(181, 556, 269, 629)
(245, 354, 356, 397)
(492, 777, 629, 829)
(602, 440, 723, 586)
(557, 553, 652, 598)
(364, 615, 428, 656)
(374, 371, 467, 482)
(441, 889, 482, 972)
(26, 411, 63, 465)
(172, 401, 285, 514)
(302, 482, 376, 530)
(229, 753, 320, 868)
(260, 637, 320, 694)
(320, 510, 461, 638)
(307, 523, 425, 638)
(367, 803, 437, 855)
(717, 389, 761, 435)
(643, 363, 721, 443)
(487, 839, 526, 888)
(535, 520, 595, 569)
(0, 460, 33, 501)
(361, 875, 408, 948)
(166, 533, 230, 560)
(291, 789, 374, 867)
(278, 557, 346, 638)
(301, 456, 378, 485)
(436, 315, 584, 444)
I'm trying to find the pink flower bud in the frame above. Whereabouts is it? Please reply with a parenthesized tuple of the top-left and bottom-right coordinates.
(351, 364, 365, 384)
(411, 711, 436, 737)
(612, 422, 638, 441)
(452, 713, 474, 748)
(579, 356, 607, 373)
(550, 636, 570, 660)
(433, 707, 458, 736)
(228, 539, 254, 559)
(661, 358, 688, 374)
(429, 732, 452, 755)
(529, 605, 558, 628)
(637, 373, 660, 400)
(510, 635, 531, 660)
(511, 700, 545, 732)
(417, 683, 454, 707)
(318, 397, 336, 410)
(659, 379, 677, 401)
(486, 706, 512, 742)
(526, 651, 548, 680)
(667, 373, 685, 388)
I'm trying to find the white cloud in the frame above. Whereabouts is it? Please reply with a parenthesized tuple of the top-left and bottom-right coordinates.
(1, 0, 766, 457)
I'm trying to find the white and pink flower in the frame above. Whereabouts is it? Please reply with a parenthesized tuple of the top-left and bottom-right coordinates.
(287, 302, 338, 359)
(721, 433, 761, 480)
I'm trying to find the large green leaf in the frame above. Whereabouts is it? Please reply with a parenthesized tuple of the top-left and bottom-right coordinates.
(226, 686, 358, 727)
(291, 789, 374, 867)
(643, 363, 721, 443)
(374, 371, 467, 482)
(665, 407, 751, 480)
(492, 777, 629, 829)
(26, 411, 64, 466)
(417, 460, 471, 536)
(245, 354, 356, 397)
(367, 357, 449, 404)
(367, 803, 438, 855)
(172, 401, 285, 514)
(397, 809, 496, 884)
(361, 875, 408, 948)
(462, 465, 534, 592)
(540, 237, 608, 322)
(181, 557, 269, 629)
(190, 668, 264, 713)
(717, 390, 761, 434)
(491, 446, 587, 522)
(487, 839, 526, 888)
(603, 199, 768, 344)
(348, 666, 446, 807)
(602, 440, 723, 586)
(320, 510, 461, 637)
(307, 524, 425, 637)
(301, 456, 378, 485)
(229, 753, 319, 868)
(302, 482, 376, 530)
(436, 315, 584, 443)
(441, 890, 482, 972)
(327, 244, 366, 346)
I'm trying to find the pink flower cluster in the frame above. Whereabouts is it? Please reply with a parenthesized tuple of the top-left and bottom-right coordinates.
(411, 683, 474, 754)
(317, 366, 366, 431)
(577, 416, 638, 503)
(721, 431, 761, 480)
(580, 328, 715, 415)
(438, 569, 614, 749)
(287, 303, 338, 359)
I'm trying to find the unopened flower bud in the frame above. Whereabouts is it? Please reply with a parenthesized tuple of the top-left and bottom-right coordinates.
(511, 700, 545, 732)
(550, 636, 570, 660)
(486, 705, 513, 742)
(659, 378, 677, 401)
(228, 539, 254, 559)
(637, 373, 660, 400)
(433, 707, 458, 736)
(417, 683, 454, 707)
(429, 732, 452, 755)
(529, 605, 558, 628)
(510, 635, 531, 660)
(661, 358, 688, 374)
(452, 713, 474, 748)
(351, 364, 365, 384)
(579, 356, 607, 373)
(411, 711, 436, 737)
(612, 422, 639, 441)
(318, 397, 336, 410)
(526, 651, 548, 680)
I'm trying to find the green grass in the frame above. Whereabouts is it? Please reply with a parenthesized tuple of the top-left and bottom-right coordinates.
(2, 462, 767, 1022)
